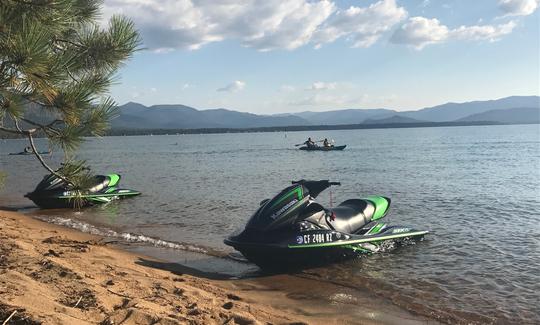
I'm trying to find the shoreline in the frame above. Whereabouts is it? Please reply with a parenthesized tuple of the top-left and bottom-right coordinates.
(0, 210, 438, 325)
(3, 121, 536, 139)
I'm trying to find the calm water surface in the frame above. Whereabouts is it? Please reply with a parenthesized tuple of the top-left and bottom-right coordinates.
(1, 124, 539, 324)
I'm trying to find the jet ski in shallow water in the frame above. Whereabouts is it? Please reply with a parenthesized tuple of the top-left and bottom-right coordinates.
(225, 180, 428, 269)
(25, 173, 140, 209)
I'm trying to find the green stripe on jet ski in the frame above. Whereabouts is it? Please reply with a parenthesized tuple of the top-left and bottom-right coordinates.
(89, 197, 111, 203)
(270, 186, 303, 209)
(365, 196, 389, 220)
(107, 174, 120, 187)
(288, 231, 429, 249)
(367, 223, 384, 235)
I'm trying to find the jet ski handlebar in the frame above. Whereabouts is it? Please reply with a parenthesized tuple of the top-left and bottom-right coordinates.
(291, 180, 340, 198)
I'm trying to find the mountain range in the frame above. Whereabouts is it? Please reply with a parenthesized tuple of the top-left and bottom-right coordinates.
(112, 96, 539, 130)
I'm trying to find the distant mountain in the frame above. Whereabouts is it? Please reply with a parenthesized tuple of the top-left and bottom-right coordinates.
(113, 103, 218, 129)
(457, 107, 540, 124)
(363, 115, 424, 124)
(401, 96, 540, 122)
(112, 102, 309, 129)
(291, 96, 539, 125)
(200, 109, 308, 128)
(110, 96, 540, 130)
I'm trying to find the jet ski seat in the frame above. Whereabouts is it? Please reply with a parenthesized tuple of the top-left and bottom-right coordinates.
(327, 199, 375, 234)
(88, 175, 110, 193)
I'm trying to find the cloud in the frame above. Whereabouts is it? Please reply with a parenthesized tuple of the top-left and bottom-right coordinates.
(390, 17, 516, 49)
(103, 0, 335, 52)
(313, 0, 407, 48)
(103, 0, 525, 52)
(390, 17, 448, 49)
(451, 21, 517, 41)
(103, 0, 409, 51)
(307, 81, 337, 91)
(240, 0, 336, 51)
(217, 80, 246, 92)
(498, 0, 539, 16)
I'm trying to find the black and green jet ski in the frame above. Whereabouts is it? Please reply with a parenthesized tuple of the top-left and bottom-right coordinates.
(25, 173, 140, 209)
(224, 180, 428, 269)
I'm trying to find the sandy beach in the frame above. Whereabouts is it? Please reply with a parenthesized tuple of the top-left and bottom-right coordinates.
(0, 210, 308, 324)
(1, 210, 440, 325)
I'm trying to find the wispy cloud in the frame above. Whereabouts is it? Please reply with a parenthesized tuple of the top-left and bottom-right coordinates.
(307, 81, 337, 91)
(498, 0, 539, 16)
(217, 80, 246, 93)
(390, 17, 516, 49)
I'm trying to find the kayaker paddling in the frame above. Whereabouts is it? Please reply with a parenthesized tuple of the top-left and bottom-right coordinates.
(304, 137, 317, 148)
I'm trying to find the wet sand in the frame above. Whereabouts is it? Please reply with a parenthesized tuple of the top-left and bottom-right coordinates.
(0, 210, 437, 324)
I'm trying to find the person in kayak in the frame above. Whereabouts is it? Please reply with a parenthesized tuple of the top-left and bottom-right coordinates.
(304, 137, 317, 148)
(323, 138, 333, 148)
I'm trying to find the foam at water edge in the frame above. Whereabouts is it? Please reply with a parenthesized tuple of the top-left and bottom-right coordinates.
(35, 216, 208, 254)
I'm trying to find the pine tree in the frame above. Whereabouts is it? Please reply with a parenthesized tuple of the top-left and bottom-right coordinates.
(0, 0, 140, 187)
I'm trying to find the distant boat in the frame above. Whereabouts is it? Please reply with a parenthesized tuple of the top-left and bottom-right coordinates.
(299, 145, 346, 151)
(9, 150, 51, 156)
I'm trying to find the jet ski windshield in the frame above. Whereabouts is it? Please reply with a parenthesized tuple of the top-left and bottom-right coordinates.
(245, 180, 340, 232)
(33, 174, 69, 192)
(32, 174, 120, 193)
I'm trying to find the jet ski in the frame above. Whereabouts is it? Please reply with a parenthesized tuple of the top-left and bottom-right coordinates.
(224, 180, 428, 269)
(299, 145, 346, 151)
(25, 173, 141, 209)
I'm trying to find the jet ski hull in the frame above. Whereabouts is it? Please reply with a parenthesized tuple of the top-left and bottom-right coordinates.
(25, 189, 141, 209)
(225, 226, 428, 269)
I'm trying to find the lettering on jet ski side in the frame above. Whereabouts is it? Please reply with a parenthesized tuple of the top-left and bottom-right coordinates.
(392, 228, 411, 233)
(270, 199, 298, 219)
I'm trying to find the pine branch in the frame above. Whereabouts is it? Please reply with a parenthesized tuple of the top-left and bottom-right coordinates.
(0, 125, 25, 134)
(27, 131, 72, 185)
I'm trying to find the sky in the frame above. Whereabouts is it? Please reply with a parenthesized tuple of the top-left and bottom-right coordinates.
(102, 0, 540, 113)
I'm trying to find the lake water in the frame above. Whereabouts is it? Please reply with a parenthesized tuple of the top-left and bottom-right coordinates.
(1, 124, 539, 324)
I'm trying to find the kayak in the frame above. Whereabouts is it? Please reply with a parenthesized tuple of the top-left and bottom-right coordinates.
(299, 145, 346, 151)
(9, 151, 50, 155)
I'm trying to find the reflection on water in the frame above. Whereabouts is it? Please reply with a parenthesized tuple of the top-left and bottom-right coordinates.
(1, 124, 539, 324)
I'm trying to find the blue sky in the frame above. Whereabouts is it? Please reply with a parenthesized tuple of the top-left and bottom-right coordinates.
(103, 0, 540, 113)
